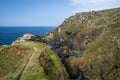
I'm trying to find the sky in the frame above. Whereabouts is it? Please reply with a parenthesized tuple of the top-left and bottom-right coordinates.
(0, 0, 120, 26)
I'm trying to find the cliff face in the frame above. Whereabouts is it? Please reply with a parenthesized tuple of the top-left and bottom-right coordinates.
(0, 42, 70, 80)
(46, 7, 120, 79)
(52, 8, 120, 50)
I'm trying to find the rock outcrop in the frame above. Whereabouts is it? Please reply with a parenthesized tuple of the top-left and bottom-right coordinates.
(12, 34, 34, 44)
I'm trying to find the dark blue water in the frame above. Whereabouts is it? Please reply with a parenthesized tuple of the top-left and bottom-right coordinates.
(0, 26, 56, 45)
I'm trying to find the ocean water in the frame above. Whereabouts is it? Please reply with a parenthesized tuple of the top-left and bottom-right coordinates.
(0, 26, 56, 45)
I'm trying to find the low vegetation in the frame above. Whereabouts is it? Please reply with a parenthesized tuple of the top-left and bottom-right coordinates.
(47, 7, 120, 79)
(77, 28, 120, 80)
(0, 42, 70, 80)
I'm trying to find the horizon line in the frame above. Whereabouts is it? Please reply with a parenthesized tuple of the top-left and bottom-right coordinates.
(0, 26, 57, 27)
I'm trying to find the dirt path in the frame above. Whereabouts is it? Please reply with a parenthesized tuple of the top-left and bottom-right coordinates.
(19, 47, 37, 80)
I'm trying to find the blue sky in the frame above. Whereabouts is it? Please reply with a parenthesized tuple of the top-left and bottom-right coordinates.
(0, 0, 120, 26)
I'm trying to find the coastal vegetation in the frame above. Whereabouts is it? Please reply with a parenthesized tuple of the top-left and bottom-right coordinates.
(46, 7, 120, 80)
(0, 42, 69, 80)
(0, 7, 120, 80)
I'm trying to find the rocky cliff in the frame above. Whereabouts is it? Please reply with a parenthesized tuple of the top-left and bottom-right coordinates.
(45, 7, 120, 80)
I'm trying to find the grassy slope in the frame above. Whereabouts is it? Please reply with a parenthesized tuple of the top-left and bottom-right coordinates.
(74, 8, 120, 80)
(53, 8, 120, 41)
(77, 28, 120, 80)
(0, 43, 32, 80)
(0, 42, 69, 80)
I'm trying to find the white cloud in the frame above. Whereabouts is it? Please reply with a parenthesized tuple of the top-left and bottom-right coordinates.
(71, 0, 112, 5)
(70, 0, 120, 12)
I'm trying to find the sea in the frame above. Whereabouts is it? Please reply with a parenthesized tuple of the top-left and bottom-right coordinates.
(0, 26, 56, 45)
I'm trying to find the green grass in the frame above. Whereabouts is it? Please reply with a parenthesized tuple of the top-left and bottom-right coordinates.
(0, 42, 35, 80)
(38, 47, 69, 80)
(78, 28, 120, 80)
(0, 41, 69, 80)
(0, 47, 23, 78)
